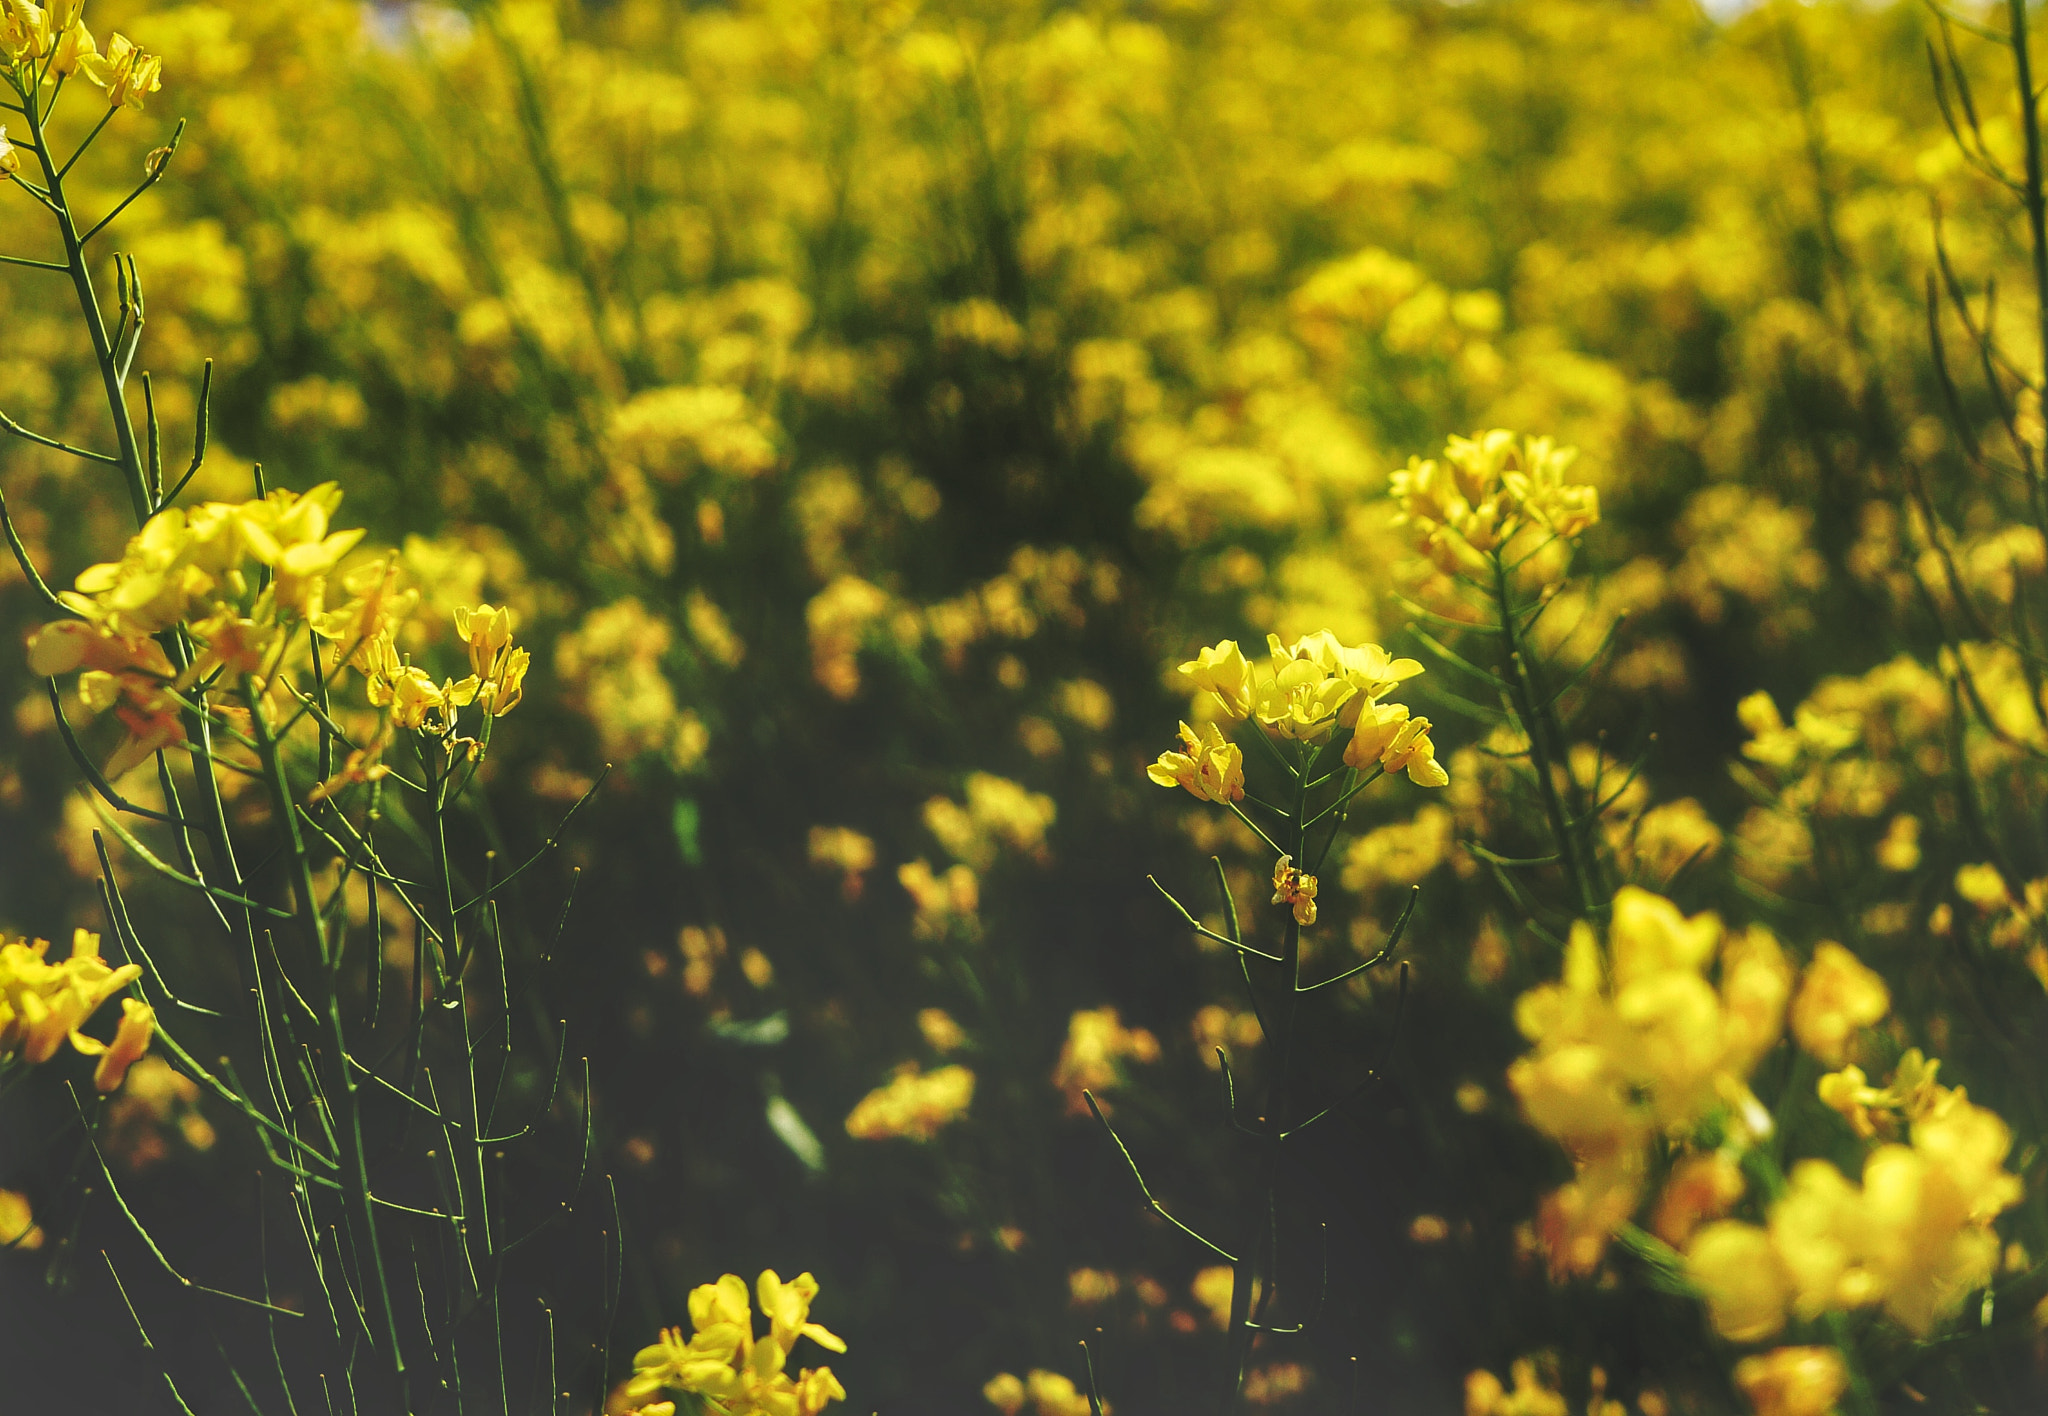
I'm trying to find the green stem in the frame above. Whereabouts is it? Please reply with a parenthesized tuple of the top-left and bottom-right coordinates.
(249, 686, 409, 1405)
(19, 75, 150, 525)
(1493, 553, 1592, 916)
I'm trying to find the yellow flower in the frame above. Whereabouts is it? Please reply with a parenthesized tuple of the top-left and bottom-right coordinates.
(83, 997, 154, 1092)
(49, 15, 91, 74)
(0, 929, 142, 1073)
(1731, 1347, 1848, 1416)
(1177, 639, 1255, 719)
(626, 1270, 846, 1416)
(1270, 853, 1318, 926)
(1343, 699, 1410, 769)
(79, 30, 162, 110)
(453, 602, 516, 681)
(1789, 943, 1889, 1066)
(1254, 637, 1357, 741)
(1146, 720, 1245, 804)
(0, 124, 16, 175)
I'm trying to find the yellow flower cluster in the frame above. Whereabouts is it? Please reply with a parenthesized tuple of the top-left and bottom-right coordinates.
(843, 1063, 975, 1142)
(1688, 1071, 2022, 1339)
(1508, 888, 1791, 1278)
(1390, 430, 1599, 577)
(27, 486, 402, 776)
(622, 1271, 846, 1416)
(0, 2, 160, 109)
(0, 929, 153, 1092)
(1150, 631, 1445, 795)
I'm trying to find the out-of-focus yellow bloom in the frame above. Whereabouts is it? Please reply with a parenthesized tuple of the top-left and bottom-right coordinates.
(0, 124, 17, 174)
(1177, 639, 1255, 719)
(622, 1270, 845, 1416)
(898, 858, 980, 940)
(1392, 430, 1596, 576)
(1463, 1357, 1569, 1416)
(0, 1188, 42, 1251)
(1731, 1347, 1847, 1416)
(1146, 719, 1244, 803)
(1510, 894, 1791, 1277)
(1650, 1151, 1746, 1247)
(1955, 862, 2010, 910)
(1052, 1006, 1159, 1115)
(1270, 853, 1318, 926)
(807, 826, 877, 900)
(1024, 1370, 1096, 1416)
(1875, 814, 1921, 873)
(843, 1063, 974, 1141)
(1688, 1220, 1792, 1342)
(78, 30, 161, 110)
(916, 1008, 966, 1053)
(1788, 942, 1889, 1066)
(923, 773, 1056, 870)
(983, 1373, 1027, 1415)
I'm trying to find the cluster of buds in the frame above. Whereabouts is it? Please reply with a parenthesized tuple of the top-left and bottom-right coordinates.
(2, 1, 162, 110)
(0, 928, 153, 1092)
(621, 1271, 847, 1416)
(1390, 429, 1599, 576)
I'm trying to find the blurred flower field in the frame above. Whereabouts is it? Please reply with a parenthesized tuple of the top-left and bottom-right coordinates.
(5, 0, 2048, 1412)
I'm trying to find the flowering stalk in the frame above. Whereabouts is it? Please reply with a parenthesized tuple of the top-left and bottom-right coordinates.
(1124, 631, 1439, 1410)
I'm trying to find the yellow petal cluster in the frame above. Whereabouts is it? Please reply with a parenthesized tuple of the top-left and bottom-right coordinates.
(1686, 1079, 2023, 1339)
(1391, 430, 1598, 576)
(1508, 889, 1791, 1276)
(843, 1062, 975, 1141)
(623, 1270, 846, 1416)
(0, 929, 151, 1090)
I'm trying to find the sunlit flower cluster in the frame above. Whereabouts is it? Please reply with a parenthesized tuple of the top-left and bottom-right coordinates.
(1688, 1052, 2023, 1340)
(0, 928, 152, 1092)
(1508, 888, 1791, 1278)
(1390, 430, 1599, 577)
(1149, 631, 1444, 799)
(622, 1270, 846, 1416)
